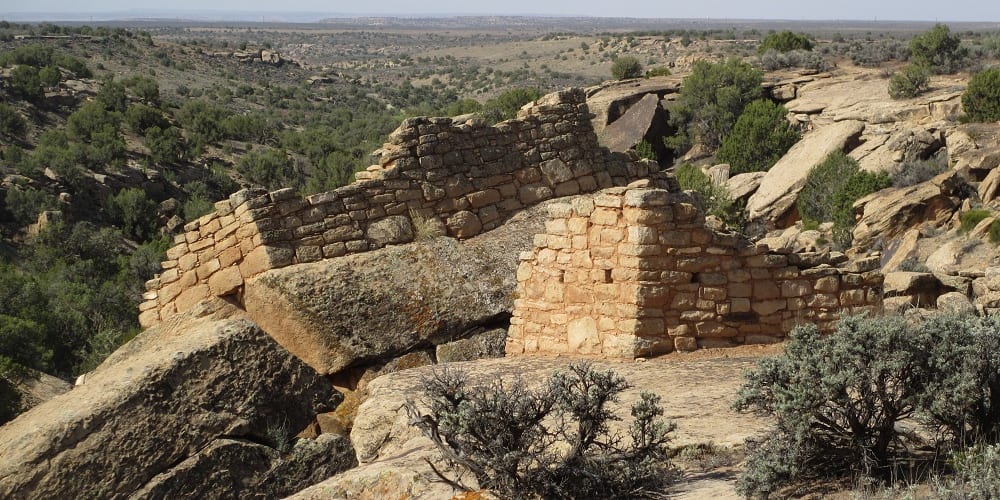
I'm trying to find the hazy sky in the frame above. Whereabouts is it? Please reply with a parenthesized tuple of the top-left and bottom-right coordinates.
(2, 0, 999, 22)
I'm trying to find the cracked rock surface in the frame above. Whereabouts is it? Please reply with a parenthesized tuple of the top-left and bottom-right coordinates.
(0, 299, 346, 499)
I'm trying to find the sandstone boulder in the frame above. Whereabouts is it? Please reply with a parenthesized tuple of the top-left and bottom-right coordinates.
(133, 434, 355, 499)
(242, 202, 554, 376)
(585, 76, 682, 133)
(747, 120, 865, 225)
(435, 327, 507, 363)
(365, 215, 414, 247)
(852, 126, 945, 173)
(883, 271, 947, 307)
(880, 228, 922, 272)
(937, 291, 975, 314)
(852, 170, 965, 252)
(0, 299, 341, 499)
(724, 171, 766, 203)
(599, 93, 671, 161)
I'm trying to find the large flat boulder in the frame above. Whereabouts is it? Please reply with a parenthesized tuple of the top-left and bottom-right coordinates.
(0, 299, 342, 499)
(600, 92, 671, 160)
(852, 170, 964, 252)
(747, 120, 865, 225)
(851, 126, 945, 173)
(242, 201, 555, 376)
(134, 434, 355, 499)
(585, 76, 682, 133)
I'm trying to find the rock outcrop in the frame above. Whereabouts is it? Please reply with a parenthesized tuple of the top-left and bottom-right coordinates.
(852, 170, 967, 252)
(0, 299, 345, 499)
(746, 120, 865, 225)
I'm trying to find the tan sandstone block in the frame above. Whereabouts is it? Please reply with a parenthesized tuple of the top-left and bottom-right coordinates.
(208, 266, 244, 296)
(174, 284, 210, 314)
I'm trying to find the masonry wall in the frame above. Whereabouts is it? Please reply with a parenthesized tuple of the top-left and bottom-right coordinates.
(139, 88, 658, 328)
(506, 187, 884, 358)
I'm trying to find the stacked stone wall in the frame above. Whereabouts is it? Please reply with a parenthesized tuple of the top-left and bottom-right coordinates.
(506, 187, 884, 358)
(139, 88, 658, 328)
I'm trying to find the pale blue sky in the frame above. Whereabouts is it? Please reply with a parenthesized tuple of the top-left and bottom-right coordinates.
(1, 0, 998, 22)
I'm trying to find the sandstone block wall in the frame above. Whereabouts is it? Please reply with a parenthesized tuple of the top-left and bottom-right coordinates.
(139, 88, 658, 328)
(506, 187, 884, 358)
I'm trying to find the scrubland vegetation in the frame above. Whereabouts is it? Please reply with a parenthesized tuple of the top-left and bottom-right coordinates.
(1, 19, 1000, 498)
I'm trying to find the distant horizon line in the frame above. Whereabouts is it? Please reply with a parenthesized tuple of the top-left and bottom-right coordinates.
(2, 11, 998, 24)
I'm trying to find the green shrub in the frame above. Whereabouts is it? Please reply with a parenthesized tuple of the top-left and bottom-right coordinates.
(95, 79, 128, 113)
(480, 88, 542, 124)
(989, 219, 1000, 244)
(0, 356, 26, 425)
(734, 315, 936, 497)
(2, 187, 58, 226)
(798, 151, 890, 247)
(124, 103, 168, 135)
(106, 188, 158, 241)
(633, 139, 656, 161)
(445, 98, 482, 116)
(145, 126, 185, 166)
(7, 65, 43, 101)
(960, 209, 992, 234)
(405, 363, 677, 499)
(917, 314, 1000, 445)
(716, 99, 799, 175)
(124, 75, 159, 104)
(38, 65, 60, 87)
(962, 67, 1000, 123)
(645, 66, 671, 77)
(936, 444, 1000, 497)
(236, 147, 298, 190)
(675, 164, 742, 228)
(667, 58, 762, 152)
(610, 56, 643, 80)
(909, 23, 968, 74)
(888, 64, 930, 99)
(0, 102, 27, 138)
(758, 31, 813, 54)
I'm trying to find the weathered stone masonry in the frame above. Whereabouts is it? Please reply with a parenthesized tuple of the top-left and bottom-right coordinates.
(506, 187, 884, 358)
(139, 88, 658, 327)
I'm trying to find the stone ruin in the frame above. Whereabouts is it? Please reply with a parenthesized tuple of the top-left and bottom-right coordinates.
(506, 186, 885, 358)
(139, 89, 658, 327)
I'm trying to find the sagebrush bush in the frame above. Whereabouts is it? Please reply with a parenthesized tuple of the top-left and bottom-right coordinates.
(645, 66, 671, 77)
(938, 443, 1000, 498)
(0, 103, 27, 138)
(757, 49, 830, 72)
(917, 314, 1000, 445)
(891, 155, 948, 187)
(849, 39, 910, 67)
(888, 64, 930, 99)
(716, 99, 799, 175)
(735, 313, 1000, 497)
(406, 363, 677, 499)
(734, 315, 936, 497)
(962, 67, 1000, 123)
(611, 56, 643, 80)
(989, 219, 1000, 244)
